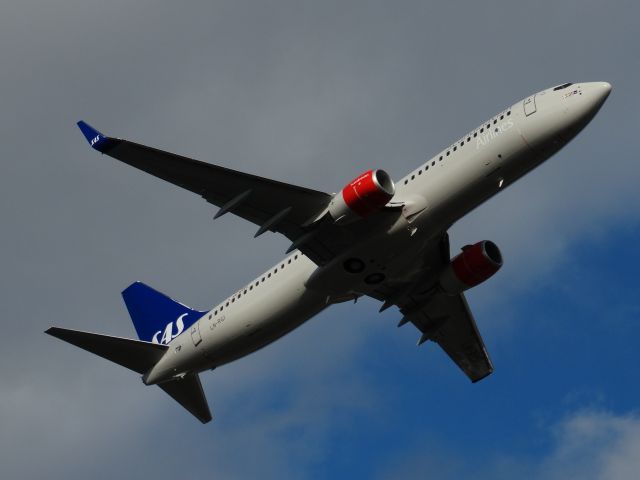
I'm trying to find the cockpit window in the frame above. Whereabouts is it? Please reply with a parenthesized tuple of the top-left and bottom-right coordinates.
(553, 82, 573, 91)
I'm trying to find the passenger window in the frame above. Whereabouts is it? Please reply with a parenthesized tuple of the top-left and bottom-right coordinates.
(500, 115, 504, 120)
(473, 132, 477, 137)
(453, 146, 457, 151)
(446, 151, 450, 156)
(439, 156, 443, 161)
(418, 170, 422, 175)
(507, 111, 511, 116)
(461, 141, 464, 146)
(431, 161, 435, 166)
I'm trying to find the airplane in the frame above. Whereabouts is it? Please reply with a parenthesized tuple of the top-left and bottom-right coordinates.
(47, 81, 611, 423)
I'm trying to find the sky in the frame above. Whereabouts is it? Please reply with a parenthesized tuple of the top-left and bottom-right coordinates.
(2, 0, 640, 478)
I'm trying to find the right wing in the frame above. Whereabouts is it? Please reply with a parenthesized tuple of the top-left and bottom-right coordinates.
(77, 121, 393, 265)
(363, 233, 494, 382)
(400, 292, 494, 382)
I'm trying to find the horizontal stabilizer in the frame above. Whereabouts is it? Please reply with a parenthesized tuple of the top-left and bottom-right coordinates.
(158, 373, 212, 424)
(46, 327, 168, 374)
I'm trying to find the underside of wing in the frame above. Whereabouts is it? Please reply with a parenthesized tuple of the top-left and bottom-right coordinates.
(364, 232, 494, 382)
(77, 121, 395, 265)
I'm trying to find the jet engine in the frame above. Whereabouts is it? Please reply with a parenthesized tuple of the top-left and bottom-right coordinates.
(440, 241, 503, 295)
(328, 169, 395, 224)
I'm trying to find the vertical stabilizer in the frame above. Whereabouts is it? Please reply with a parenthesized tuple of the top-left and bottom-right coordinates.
(122, 282, 206, 345)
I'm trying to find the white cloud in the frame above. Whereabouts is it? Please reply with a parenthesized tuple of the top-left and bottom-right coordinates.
(374, 409, 640, 480)
(537, 409, 640, 480)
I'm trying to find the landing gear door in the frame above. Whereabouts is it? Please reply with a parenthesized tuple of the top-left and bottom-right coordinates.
(191, 323, 202, 346)
(523, 95, 537, 116)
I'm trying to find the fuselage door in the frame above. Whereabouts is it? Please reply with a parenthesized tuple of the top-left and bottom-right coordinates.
(523, 95, 537, 116)
(191, 322, 202, 346)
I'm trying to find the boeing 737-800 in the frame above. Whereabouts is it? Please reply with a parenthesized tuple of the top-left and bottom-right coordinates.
(47, 82, 611, 423)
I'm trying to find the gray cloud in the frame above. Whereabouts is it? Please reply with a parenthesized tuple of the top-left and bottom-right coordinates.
(1, 0, 638, 478)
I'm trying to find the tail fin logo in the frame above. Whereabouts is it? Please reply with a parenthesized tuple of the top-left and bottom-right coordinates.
(151, 313, 187, 345)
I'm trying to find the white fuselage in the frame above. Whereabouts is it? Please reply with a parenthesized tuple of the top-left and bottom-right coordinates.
(144, 82, 611, 385)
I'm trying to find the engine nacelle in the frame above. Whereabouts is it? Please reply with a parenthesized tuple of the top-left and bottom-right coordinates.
(440, 241, 503, 295)
(328, 169, 395, 224)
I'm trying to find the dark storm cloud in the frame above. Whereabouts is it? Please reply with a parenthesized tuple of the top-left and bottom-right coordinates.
(1, 1, 638, 478)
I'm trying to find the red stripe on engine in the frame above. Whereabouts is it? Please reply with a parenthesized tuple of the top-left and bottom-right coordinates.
(451, 242, 500, 287)
(342, 170, 393, 217)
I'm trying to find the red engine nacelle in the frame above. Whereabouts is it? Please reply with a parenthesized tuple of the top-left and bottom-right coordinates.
(328, 169, 395, 224)
(440, 241, 503, 294)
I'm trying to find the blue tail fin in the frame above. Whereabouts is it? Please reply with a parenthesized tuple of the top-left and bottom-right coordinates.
(122, 282, 206, 345)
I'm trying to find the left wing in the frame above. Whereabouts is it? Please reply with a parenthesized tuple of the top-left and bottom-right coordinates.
(365, 233, 494, 382)
(77, 121, 392, 265)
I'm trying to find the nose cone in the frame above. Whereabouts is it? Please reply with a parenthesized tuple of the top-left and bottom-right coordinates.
(581, 81, 612, 116)
(587, 81, 612, 106)
(559, 81, 612, 136)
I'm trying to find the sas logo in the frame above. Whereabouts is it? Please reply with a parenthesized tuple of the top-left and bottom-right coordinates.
(151, 313, 187, 345)
(90, 135, 101, 147)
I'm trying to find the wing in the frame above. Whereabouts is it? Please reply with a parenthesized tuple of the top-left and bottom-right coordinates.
(365, 233, 494, 382)
(77, 121, 390, 265)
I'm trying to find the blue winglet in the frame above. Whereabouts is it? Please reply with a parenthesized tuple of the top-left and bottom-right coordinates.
(77, 120, 115, 153)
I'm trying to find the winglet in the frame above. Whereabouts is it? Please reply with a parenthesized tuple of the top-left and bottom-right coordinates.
(77, 120, 116, 153)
